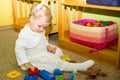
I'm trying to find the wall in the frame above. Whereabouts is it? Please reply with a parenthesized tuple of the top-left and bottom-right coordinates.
(0, 0, 13, 27)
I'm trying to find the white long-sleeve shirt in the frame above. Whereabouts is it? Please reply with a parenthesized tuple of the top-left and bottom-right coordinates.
(15, 23, 49, 66)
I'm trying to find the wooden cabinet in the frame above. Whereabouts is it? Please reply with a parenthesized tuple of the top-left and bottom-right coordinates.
(58, 0, 120, 69)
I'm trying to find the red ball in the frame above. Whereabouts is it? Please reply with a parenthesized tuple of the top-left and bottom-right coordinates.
(109, 21, 114, 25)
(89, 22, 94, 26)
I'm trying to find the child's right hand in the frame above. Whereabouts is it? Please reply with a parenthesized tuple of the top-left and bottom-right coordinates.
(24, 62, 36, 71)
(47, 45, 56, 53)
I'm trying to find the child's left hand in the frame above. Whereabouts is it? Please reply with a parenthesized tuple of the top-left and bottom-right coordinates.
(47, 45, 57, 53)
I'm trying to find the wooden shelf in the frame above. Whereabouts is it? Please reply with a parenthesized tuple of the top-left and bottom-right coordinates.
(58, 1, 120, 69)
(30, 0, 57, 2)
(30, 0, 41, 2)
(62, 30, 117, 54)
(61, 2, 120, 11)
(59, 31, 118, 68)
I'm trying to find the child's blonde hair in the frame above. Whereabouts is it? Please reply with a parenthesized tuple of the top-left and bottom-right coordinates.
(30, 3, 52, 22)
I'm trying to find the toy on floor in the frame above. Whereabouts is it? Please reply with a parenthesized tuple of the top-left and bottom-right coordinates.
(60, 55, 77, 63)
(61, 55, 71, 61)
(54, 69, 63, 76)
(6, 70, 21, 79)
(57, 75, 64, 80)
(68, 73, 74, 80)
(64, 78, 68, 80)
(78, 68, 107, 80)
(24, 67, 39, 80)
(24, 74, 38, 80)
(39, 69, 56, 80)
(25, 68, 63, 80)
(57, 73, 74, 80)
(24, 68, 75, 80)
(28, 67, 39, 76)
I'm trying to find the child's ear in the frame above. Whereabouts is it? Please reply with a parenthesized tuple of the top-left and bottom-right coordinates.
(30, 16, 34, 22)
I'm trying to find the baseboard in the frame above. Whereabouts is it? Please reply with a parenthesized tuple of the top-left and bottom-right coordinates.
(0, 25, 14, 31)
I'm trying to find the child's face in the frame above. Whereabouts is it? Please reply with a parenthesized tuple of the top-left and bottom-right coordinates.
(30, 16, 51, 33)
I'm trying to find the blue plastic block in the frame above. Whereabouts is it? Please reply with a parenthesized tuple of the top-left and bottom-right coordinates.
(54, 69, 63, 76)
(39, 70, 55, 80)
(68, 73, 74, 80)
(24, 74, 38, 80)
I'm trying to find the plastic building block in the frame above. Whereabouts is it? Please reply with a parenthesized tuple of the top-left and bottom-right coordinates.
(68, 73, 74, 80)
(64, 78, 68, 80)
(100, 21, 109, 26)
(24, 74, 38, 80)
(28, 67, 39, 76)
(57, 75, 64, 80)
(54, 69, 63, 76)
(61, 55, 71, 61)
(109, 21, 114, 25)
(6, 70, 21, 79)
(39, 70, 55, 80)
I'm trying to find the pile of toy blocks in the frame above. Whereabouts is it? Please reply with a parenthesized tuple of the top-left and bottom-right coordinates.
(24, 67, 74, 80)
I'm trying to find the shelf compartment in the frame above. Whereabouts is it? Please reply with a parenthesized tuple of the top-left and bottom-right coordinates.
(61, 2, 120, 11)
(58, 0, 120, 69)
(58, 31, 118, 69)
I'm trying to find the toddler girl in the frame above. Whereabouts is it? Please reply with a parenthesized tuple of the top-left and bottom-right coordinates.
(15, 0, 95, 73)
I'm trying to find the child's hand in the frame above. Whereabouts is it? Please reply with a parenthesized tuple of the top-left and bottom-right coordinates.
(24, 62, 36, 71)
(47, 45, 57, 53)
